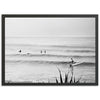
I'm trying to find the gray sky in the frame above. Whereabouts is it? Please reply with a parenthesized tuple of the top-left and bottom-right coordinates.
(5, 18, 95, 37)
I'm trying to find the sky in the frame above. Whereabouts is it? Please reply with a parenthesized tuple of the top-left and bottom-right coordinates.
(5, 18, 95, 37)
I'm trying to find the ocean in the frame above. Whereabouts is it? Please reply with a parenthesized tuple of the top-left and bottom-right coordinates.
(5, 36, 95, 83)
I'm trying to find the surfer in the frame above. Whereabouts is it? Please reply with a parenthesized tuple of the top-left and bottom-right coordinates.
(18, 50, 21, 53)
(71, 58, 74, 64)
(69, 64, 74, 77)
(27, 53, 30, 55)
(44, 50, 46, 54)
(40, 50, 42, 54)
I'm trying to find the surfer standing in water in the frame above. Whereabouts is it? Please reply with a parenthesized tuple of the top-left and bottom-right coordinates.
(69, 58, 75, 78)
(71, 58, 74, 64)
(69, 64, 74, 77)
(40, 50, 42, 54)
(44, 50, 46, 54)
(18, 50, 21, 53)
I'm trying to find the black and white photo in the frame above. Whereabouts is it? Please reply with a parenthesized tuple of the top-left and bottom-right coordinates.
(2, 15, 98, 85)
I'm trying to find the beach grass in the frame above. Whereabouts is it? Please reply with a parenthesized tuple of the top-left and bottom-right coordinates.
(55, 68, 81, 84)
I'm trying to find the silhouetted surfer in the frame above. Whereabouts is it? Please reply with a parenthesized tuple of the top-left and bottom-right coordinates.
(44, 50, 46, 54)
(40, 50, 42, 54)
(69, 58, 75, 78)
(69, 64, 74, 77)
(71, 58, 74, 64)
(18, 50, 21, 53)
(27, 53, 30, 55)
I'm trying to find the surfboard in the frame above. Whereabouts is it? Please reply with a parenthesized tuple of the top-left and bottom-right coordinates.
(72, 62, 83, 66)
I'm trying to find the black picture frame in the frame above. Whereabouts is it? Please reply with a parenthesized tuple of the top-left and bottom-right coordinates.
(2, 14, 98, 86)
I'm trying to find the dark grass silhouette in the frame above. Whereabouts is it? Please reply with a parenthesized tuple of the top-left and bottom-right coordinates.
(55, 68, 81, 84)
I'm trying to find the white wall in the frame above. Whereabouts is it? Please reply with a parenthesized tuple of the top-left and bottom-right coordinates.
(0, 0, 99, 100)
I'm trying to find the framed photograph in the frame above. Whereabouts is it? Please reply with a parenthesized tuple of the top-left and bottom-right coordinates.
(2, 14, 98, 86)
